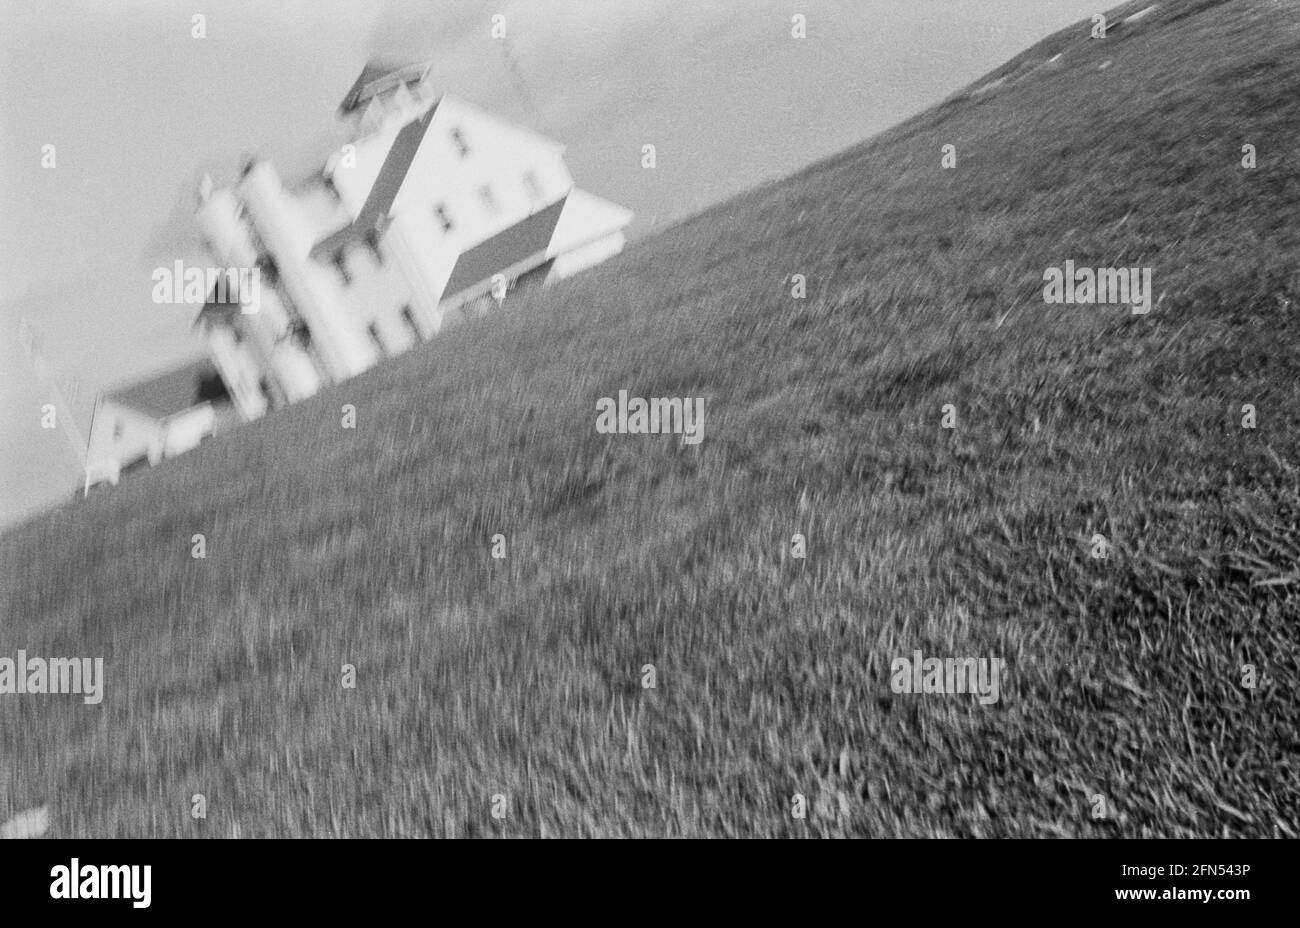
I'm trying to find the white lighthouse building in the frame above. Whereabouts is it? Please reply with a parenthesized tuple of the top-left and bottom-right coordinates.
(85, 60, 632, 487)
(194, 59, 633, 421)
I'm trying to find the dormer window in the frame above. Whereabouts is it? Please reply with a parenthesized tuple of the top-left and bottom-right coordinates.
(450, 127, 469, 157)
(434, 203, 454, 233)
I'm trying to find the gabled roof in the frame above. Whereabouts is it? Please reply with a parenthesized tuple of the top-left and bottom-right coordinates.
(310, 102, 440, 260)
(339, 59, 432, 114)
(105, 358, 229, 421)
(442, 195, 568, 298)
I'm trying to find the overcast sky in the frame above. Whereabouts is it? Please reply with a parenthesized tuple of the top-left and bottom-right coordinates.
(0, 0, 1105, 529)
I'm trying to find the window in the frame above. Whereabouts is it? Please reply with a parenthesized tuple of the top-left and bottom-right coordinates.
(522, 170, 542, 202)
(479, 185, 499, 216)
(331, 249, 352, 286)
(433, 203, 454, 233)
(113, 420, 124, 441)
(257, 255, 280, 286)
(365, 229, 384, 266)
(450, 127, 469, 157)
(284, 319, 312, 349)
(367, 322, 387, 358)
(400, 304, 422, 342)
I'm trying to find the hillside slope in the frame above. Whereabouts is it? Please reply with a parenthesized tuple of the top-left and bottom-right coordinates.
(2, 0, 1298, 837)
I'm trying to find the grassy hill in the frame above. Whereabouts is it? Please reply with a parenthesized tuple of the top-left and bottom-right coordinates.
(2, 0, 1297, 837)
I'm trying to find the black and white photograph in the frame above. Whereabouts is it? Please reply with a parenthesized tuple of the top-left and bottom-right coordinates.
(0, 0, 1293, 911)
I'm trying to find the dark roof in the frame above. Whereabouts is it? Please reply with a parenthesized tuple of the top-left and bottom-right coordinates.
(193, 276, 252, 329)
(339, 59, 431, 114)
(106, 358, 229, 420)
(310, 102, 440, 260)
(442, 196, 568, 299)
(193, 301, 241, 329)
